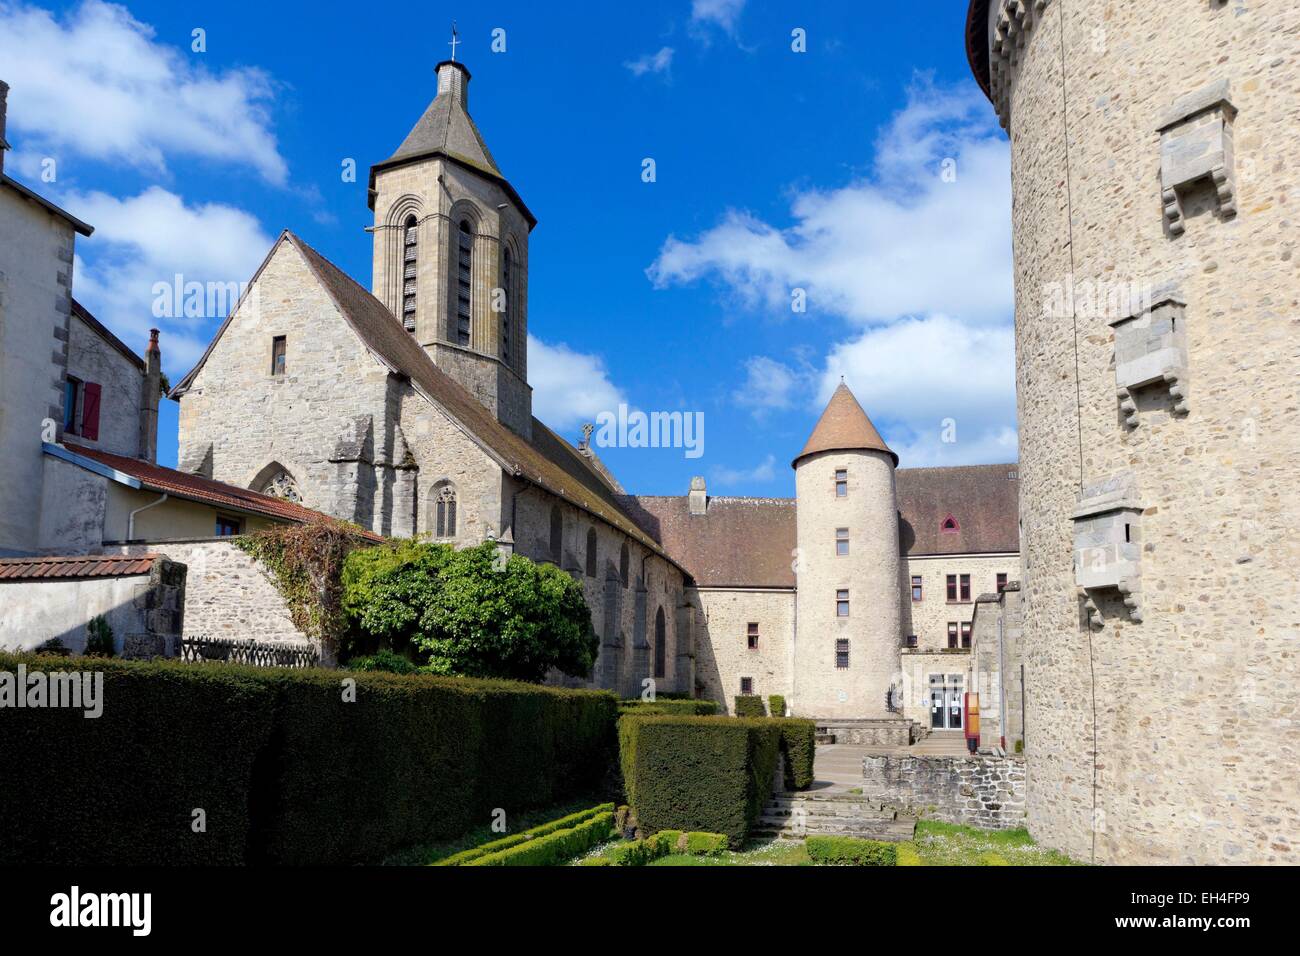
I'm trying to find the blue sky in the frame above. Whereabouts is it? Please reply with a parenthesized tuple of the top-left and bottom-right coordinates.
(1, 0, 1016, 496)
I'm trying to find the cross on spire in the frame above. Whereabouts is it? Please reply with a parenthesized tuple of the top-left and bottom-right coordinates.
(448, 22, 460, 61)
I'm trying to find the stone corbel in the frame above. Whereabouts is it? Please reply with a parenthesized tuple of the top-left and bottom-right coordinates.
(1158, 80, 1237, 237)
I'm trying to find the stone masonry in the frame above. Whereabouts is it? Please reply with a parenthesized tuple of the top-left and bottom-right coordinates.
(862, 753, 1027, 831)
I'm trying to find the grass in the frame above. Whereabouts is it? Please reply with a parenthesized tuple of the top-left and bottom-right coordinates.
(572, 821, 1079, 867)
(383, 796, 603, 865)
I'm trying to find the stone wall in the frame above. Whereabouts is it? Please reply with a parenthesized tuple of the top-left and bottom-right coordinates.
(899, 552, 1018, 652)
(984, 0, 1300, 863)
(862, 753, 1027, 831)
(691, 586, 795, 713)
(66, 308, 144, 460)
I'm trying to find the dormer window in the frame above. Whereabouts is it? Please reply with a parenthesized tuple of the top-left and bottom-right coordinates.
(941, 514, 960, 533)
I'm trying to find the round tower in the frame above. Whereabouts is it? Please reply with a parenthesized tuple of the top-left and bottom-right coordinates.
(792, 383, 902, 720)
(966, 0, 1299, 863)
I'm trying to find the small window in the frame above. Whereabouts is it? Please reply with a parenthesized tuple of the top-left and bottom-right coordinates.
(835, 638, 850, 669)
(836, 589, 850, 618)
(960, 622, 972, 649)
(63, 377, 82, 434)
(834, 469, 848, 498)
(549, 505, 563, 562)
(941, 514, 960, 533)
(996, 573, 1008, 593)
(740, 677, 753, 695)
(947, 622, 959, 649)
(835, 527, 849, 556)
(435, 485, 457, 537)
(619, 543, 630, 588)
(960, 574, 971, 602)
(456, 219, 473, 346)
(747, 622, 759, 650)
(911, 575, 923, 602)
(216, 515, 242, 537)
(946, 574, 958, 602)
(271, 336, 287, 376)
(585, 527, 598, 577)
(905, 634, 918, 648)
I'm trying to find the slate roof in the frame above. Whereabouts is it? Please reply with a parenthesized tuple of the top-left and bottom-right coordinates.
(0, 553, 156, 580)
(60, 442, 382, 539)
(622, 496, 797, 589)
(171, 232, 679, 568)
(794, 382, 897, 467)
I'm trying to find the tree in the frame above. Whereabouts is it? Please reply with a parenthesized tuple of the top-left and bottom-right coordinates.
(342, 541, 597, 682)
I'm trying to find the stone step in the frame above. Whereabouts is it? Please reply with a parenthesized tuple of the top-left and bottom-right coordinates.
(752, 818, 917, 842)
(815, 733, 836, 745)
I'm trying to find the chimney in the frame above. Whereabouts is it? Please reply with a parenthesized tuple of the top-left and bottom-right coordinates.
(139, 328, 161, 463)
(435, 60, 470, 109)
(0, 80, 10, 176)
(688, 476, 708, 516)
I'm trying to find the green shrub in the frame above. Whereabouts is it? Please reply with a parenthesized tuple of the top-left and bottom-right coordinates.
(618, 699, 718, 717)
(807, 835, 897, 866)
(774, 718, 816, 790)
(896, 843, 922, 866)
(436, 803, 615, 866)
(342, 541, 597, 682)
(682, 831, 729, 856)
(467, 812, 614, 866)
(84, 615, 114, 657)
(0, 653, 618, 865)
(608, 832, 674, 866)
(345, 649, 416, 673)
(768, 694, 786, 717)
(579, 856, 615, 866)
(619, 714, 781, 845)
(734, 695, 766, 717)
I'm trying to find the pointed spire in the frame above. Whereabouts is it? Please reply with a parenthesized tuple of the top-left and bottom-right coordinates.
(377, 59, 500, 177)
(792, 382, 897, 468)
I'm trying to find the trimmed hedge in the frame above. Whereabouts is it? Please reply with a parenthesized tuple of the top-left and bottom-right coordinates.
(466, 812, 614, 866)
(775, 718, 816, 790)
(0, 653, 618, 865)
(619, 699, 719, 717)
(680, 831, 729, 856)
(734, 695, 766, 717)
(807, 835, 897, 866)
(436, 803, 615, 866)
(619, 714, 781, 845)
(768, 694, 786, 717)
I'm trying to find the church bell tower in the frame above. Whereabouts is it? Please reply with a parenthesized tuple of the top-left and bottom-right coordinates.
(369, 56, 536, 439)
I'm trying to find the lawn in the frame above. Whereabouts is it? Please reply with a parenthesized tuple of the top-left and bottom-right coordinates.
(573, 820, 1079, 866)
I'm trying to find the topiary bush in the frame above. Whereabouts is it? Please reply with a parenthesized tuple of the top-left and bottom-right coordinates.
(345, 649, 417, 673)
(734, 695, 766, 717)
(619, 714, 781, 845)
(768, 694, 786, 717)
(807, 835, 898, 866)
(619, 699, 718, 717)
(775, 718, 816, 790)
(0, 652, 619, 865)
(681, 831, 729, 856)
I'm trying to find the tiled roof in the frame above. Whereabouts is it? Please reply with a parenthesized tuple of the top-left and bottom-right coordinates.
(59, 442, 382, 540)
(897, 463, 1020, 556)
(0, 553, 156, 580)
(965, 1, 994, 99)
(794, 382, 897, 467)
(622, 496, 797, 589)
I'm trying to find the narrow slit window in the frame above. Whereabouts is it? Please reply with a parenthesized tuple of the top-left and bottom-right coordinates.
(271, 336, 287, 376)
(402, 215, 418, 332)
(747, 622, 759, 650)
(456, 219, 473, 346)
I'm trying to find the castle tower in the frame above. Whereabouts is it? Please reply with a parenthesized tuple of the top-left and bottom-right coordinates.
(369, 59, 536, 438)
(965, 0, 1299, 863)
(792, 383, 902, 719)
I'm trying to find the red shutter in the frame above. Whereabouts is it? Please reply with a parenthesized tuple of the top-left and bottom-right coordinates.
(81, 382, 102, 441)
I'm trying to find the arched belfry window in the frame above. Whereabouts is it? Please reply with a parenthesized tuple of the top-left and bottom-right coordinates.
(500, 246, 512, 362)
(585, 527, 598, 577)
(402, 215, 418, 333)
(654, 606, 666, 679)
(549, 505, 563, 563)
(455, 219, 473, 346)
(432, 482, 458, 538)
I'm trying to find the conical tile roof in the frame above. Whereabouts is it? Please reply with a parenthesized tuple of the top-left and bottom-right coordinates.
(792, 382, 897, 467)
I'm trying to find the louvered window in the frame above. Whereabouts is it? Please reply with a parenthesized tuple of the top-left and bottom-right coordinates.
(401, 216, 418, 332)
(456, 220, 473, 346)
(501, 246, 512, 362)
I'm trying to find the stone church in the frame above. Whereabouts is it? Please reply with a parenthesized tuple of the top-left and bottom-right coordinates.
(170, 59, 1020, 726)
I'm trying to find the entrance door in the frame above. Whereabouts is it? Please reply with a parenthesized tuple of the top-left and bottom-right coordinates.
(928, 673, 965, 730)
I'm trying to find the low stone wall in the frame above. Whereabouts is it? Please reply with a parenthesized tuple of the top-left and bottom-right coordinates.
(819, 718, 913, 748)
(861, 753, 1027, 830)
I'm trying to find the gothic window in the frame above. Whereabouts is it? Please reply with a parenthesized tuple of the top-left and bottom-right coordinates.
(271, 335, 287, 375)
(402, 215, 418, 333)
(500, 246, 512, 362)
(654, 607, 666, 679)
(456, 219, 473, 346)
(259, 469, 301, 503)
(585, 527, 597, 577)
(549, 505, 562, 562)
(619, 542, 630, 588)
(434, 483, 458, 538)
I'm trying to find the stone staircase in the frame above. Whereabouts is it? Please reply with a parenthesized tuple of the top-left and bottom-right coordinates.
(753, 793, 917, 842)
(909, 731, 969, 757)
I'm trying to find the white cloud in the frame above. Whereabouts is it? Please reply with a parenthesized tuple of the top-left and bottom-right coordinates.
(0, 0, 287, 183)
(711, 453, 776, 488)
(691, 0, 747, 34)
(647, 77, 1012, 326)
(625, 47, 674, 77)
(65, 186, 275, 373)
(732, 354, 804, 416)
(527, 335, 627, 431)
